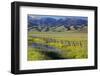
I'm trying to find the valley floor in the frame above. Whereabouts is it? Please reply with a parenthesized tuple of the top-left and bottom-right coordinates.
(28, 31, 88, 61)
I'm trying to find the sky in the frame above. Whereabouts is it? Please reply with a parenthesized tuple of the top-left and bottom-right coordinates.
(28, 14, 88, 20)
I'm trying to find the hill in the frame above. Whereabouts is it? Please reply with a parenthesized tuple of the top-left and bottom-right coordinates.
(28, 15, 88, 32)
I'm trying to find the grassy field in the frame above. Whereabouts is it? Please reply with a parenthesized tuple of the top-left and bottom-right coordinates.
(28, 31, 88, 61)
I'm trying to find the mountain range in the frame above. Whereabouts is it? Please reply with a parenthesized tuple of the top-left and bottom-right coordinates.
(28, 16, 88, 32)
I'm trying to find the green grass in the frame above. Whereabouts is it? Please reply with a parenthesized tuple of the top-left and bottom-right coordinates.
(28, 31, 88, 61)
(28, 47, 51, 60)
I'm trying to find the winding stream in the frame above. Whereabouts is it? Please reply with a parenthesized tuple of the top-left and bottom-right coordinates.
(30, 43, 65, 59)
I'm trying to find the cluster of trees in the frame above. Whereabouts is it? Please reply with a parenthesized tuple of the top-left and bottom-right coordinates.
(29, 36, 87, 47)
